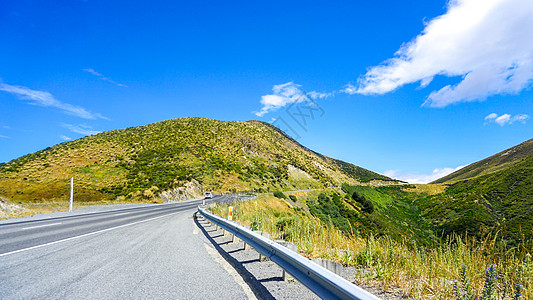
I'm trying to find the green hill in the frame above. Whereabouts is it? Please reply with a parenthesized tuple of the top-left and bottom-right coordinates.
(0, 118, 394, 205)
(424, 138, 533, 243)
(332, 138, 533, 245)
(432, 138, 533, 184)
(419, 155, 533, 243)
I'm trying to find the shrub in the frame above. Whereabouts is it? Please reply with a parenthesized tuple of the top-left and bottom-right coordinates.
(289, 195, 297, 201)
(352, 191, 374, 214)
(273, 191, 286, 199)
(275, 216, 295, 231)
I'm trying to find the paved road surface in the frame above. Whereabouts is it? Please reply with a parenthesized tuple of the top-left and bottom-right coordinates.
(0, 196, 254, 299)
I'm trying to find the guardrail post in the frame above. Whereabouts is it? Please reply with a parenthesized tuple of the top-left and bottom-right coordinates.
(244, 241, 251, 250)
(275, 240, 298, 281)
(312, 258, 343, 276)
(243, 226, 252, 250)
(259, 232, 271, 261)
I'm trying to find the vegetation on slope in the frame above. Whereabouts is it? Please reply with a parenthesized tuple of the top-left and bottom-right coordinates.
(433, 138, 533, 184)
(211, 193, 532, 299)
(0, 118, 394, 206)
(419, 155, 533, 244)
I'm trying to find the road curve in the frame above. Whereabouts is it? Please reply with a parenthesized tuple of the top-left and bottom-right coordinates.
(0, 196, 253, 299)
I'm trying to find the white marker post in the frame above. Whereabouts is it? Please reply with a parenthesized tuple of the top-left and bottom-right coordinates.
(202, 197, 205, 206)
(228, 206, 233, 221)
(69, 177, 73, 212)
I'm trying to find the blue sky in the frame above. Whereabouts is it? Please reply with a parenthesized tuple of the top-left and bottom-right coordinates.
(1, 0, 532, 183)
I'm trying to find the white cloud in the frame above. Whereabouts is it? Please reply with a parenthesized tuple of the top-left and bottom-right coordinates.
(340, 84, 357, 95)
(307, 91, 334, 100)
(60, 135, 72, 141)
(83, 68, 127, 87)
(383, 165, 466, 184)
(0, 83, 107, 120)
(484, 113, 498, 121)
(0, 134, 8, 138)
(62, 124, 101, 136)
(256, 82, 307, 116)
(255, 82, 333, 116)
(485, 112, 529, 125)
(512, 114, 530, 123)
(355, 0, 533, 107)
(495, 114, 511, 125)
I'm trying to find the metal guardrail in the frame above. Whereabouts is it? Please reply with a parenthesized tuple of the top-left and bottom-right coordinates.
(197, 206, 381, 300)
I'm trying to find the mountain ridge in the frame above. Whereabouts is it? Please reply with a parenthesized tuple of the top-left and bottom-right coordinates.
(432, 138, 533, 184)
(0, 117, 395, 204)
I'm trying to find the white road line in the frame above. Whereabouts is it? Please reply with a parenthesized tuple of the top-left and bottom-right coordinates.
(22, 222, 62, 230)
(0, 211, 181, 258)
(113, 212, 131, 216)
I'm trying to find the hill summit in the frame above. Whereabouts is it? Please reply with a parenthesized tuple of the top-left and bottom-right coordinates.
(0, 118, 394, 204)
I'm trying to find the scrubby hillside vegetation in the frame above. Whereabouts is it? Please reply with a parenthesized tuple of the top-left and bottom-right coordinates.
(0, 117, 394, 205)
(212, 191, 531, 299)
(420, 154, 533, 244)
(433, 138, 533, 184)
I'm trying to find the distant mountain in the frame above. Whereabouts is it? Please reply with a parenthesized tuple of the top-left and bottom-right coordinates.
(0, 118, 394, 204)
(433, 138, 533, 184)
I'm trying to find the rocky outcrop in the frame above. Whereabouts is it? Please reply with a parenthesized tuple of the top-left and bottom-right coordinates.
(159, 179, 204, 202)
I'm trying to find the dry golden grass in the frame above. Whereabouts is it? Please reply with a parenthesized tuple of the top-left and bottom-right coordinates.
(402, 184, 446, 195)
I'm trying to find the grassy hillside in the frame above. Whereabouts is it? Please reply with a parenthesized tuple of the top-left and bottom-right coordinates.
(419, 155, 533, 244)
(433, 138, 533, 184)
(0, 118, 394, 205)
(301, 184, 437, 246)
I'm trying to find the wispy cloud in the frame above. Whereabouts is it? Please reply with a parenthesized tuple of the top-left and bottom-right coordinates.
(83, 68, 127, 87)
(0, 83, 107, 120)
(353, 0, 533, 107)
(62, 124, 101, 136)
(340, 84, 357, 95)
(1, 125, 10, 138)
(383, 165, 465, 184)
(485, 113, 529, 126)
(60, 135, 72, 141)
(255, 82, 332, 116)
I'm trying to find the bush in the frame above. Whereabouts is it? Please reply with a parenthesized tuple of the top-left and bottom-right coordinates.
(352, 191, 374, 214)
(273, 191, 286, 199)
(275, 216, 295, 231)
(289, 195, 297, 201)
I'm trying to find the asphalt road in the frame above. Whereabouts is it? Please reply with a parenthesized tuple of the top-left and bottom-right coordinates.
(0, 196, 254, 299)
